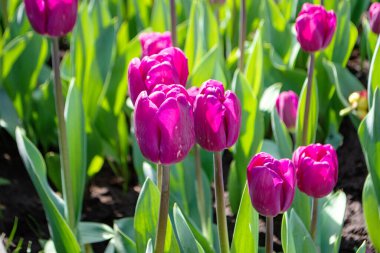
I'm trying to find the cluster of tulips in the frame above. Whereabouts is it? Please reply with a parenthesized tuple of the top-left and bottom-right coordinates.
(11, 0, 380, 252)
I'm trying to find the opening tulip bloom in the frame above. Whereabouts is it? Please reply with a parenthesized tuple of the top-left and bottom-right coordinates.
(369, 3, 380, 34)
(24, 0, 78, 37)
(134, 84, 195, 165)
(247, 152, 296, 217)
(293, 144, 338, 198)
(139, 32, 172, 57)
(295, 3, 337, 52)
(275, 91, 299, 131)
(193, 80, 241, 152)
(128, 47, 189, 105)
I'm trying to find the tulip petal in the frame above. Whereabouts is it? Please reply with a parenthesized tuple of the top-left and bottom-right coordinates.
(128, 58, 146, 105)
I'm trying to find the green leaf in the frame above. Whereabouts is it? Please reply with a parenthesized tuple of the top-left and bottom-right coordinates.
(259, 83, 281, 114)
(79, 222, 114, 244)
(0, 88, 20, 138)
(113, 218, 137, 253)
(295, 76, 319, 147)
(231, 184, 259, 253)
(0, 177, 10, 186)
(188, 45, 219, 86)
(173, 204, 201, 253)
(65, 81, 87, 228)
(229, 70, 264, 214)
(271, 109, 293, 159)
(355, 241, 367, 253)
(245, 25, 263, 97)
(281, 209, 317, 253)
(150, 0, 170, 32)
(15, 129, 80, 252)
(134, 178, 179, 253)
(358, 88, 380, 205)
(362, 175, 380, 252)
(315, 191, 346, 253)
(368, 38, 380, 106)
(184, 0, 218, 72)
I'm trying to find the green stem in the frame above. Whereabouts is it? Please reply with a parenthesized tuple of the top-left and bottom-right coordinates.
(265, 216, 273, 253)
(157, 163, 163, 191)
(238, 0, 246, 70)
(1, 0, 8, 29)
(310, 197, 318, 240)
(51, 38, 76, 232)
(195, 145, 208, 238)
(214, 151, 229, 253)
(301, 53, 315, 146)
(154, 165, 170, 253)
(368, 36, 380, 106)
(170, 0, 177, 47)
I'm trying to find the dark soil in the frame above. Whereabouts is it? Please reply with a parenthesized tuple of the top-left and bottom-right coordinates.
(0, 116, 373, 252)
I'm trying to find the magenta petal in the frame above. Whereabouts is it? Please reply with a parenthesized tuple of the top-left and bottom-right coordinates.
(156, 97, 195, 165)
(134, 92, 160, 163)
(139, 32, 172, 57)
(145, 62, 179, 90)
(223, 91, 241, 148)
(128, 58, 146, 105)
(370, 3, 380, 34)
(194, 94, 226, 151)
(160, 47, 189, 86)
(24, 0, 47, 34)
(46, 0, 78, 37)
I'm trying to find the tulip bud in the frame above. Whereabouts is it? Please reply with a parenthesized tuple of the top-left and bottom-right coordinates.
(293, 144, 338, 198)
(187, 87, 200, 106)
(247, 152, 295, 217)
(295, 4, 337, 52)
(24, 0, 78, 37)
(128, 47, 189, 105)
(134, 84, 195, 165)
(369, 3, 380, 34)
(193, 80, 241, 152)
(139, 32, 172, 57)
(275, 91, 299, 132)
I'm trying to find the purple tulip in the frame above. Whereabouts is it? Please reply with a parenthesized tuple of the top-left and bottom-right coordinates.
(139, 32, 172, 57)
(295, 4, 337, 52)
(369, 3, 380, 34)
(275, 91, 299, 131)
(187, 87, 200, 106)
(128, 47, 189, 105)
(247, 152, 296, 217)
(24, 0, 78, 37)
(193, 80, 241, 152)
(134, 84, 195, 165)
(293, 144, 338, 198)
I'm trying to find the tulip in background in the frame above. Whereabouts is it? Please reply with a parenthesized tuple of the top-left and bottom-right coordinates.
(340, 91, 368, 119)
(275, 91, 299, 132)
(369, 3, 380, 35)
(24, 0, 78, 37)
(247, 152, 295, 253)
(139, 31, 172, 57)
(193, 79, 241, 253)
(128, 47, 189, 104)
(295, 4, 337, 53)
(134, 83, 195, 253)
(293, 143, 338, 238)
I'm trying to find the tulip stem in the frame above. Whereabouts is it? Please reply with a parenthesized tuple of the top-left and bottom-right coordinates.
(170, 0, 177, 47)
(195, 145, 208, 238)
(154, 164, 170, 253)
(310, 197, 318, 240)
(301, 53, 315, 146)
(265, 216, 273, 253)
(157, 163, 163, 190)
(368, 36, 380, 106)
(214, 151, 229, 253)
(238, 0, 246, 70)
(51, 38, 76, 232)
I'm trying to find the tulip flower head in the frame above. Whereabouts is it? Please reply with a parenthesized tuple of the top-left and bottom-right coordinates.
(295, 4, 337, 52)
(187, 87, 200, 106)
(275, 91, 299, 132)
(370, 3, 380, 34)
(134, 84, 195, 165)
(247, 152, 296, 217)
(139, 32, 173, 57)
(293, 144, 338, 198)
(24, 0, 78, 37)
(128, 47, 189, 105)
(349, 90, 368, 119)
(193, 80, 241, 152)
